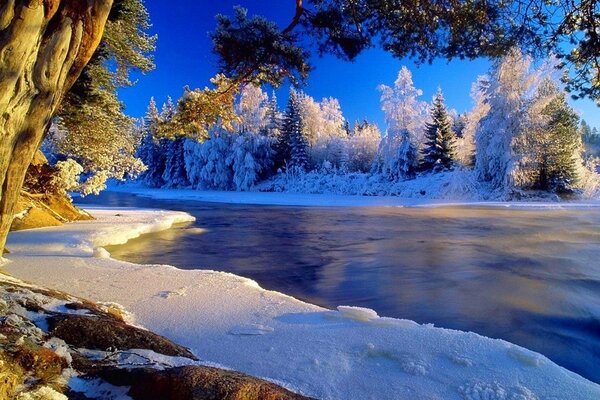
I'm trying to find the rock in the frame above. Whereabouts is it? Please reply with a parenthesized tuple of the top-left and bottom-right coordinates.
(13, 339, 68, 383)
(95, 365, 314, 400)
(47, 314, 198, 360)
(11, 151, 93, 232)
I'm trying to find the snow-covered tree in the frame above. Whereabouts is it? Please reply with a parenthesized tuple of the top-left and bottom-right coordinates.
(265, 92, 282, 139)
(159, 97, 190, 188)
(236, 84, 270, 133)
(377, 66, 427, 145)
(230, 133, 275, 190)
(456, 77, 490, 167)
(136, 98, 167, 188)
(347, 121, 381, 172)
(276, 91, 309, 171)
(475, 49, 537, 192)
(420, 89, 456, 172)
(184, 130, 234, 190)
(514, 79, 584, 193)
(162, 137, 190, 188)
(372, 67, 425, 179)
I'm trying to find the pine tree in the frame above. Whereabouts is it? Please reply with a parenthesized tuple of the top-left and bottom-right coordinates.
(420, 89, 456, 172)
(542, 92, 582, 193)
(276, 90, 308, 171)
(372, 66, 425, 180)
(264, 92, 281, 139)
(137, 98, 167, 188)
(159, 97, 190, 188)
(162, 137, 190, 188)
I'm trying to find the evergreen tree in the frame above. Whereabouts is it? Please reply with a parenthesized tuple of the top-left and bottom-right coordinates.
(162, 137, 190, 188)
(542, 92, 582, 193)
(264, 92, 281, 138)
(276, 91, 309, 171)
(420, 89, 456, 172)
(137, 98, 167, 188)
(372, 66, 425, 180)
(160, 97, 190, 188)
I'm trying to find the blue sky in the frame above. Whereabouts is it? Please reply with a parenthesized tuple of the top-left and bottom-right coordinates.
(118, 1, 600, 130)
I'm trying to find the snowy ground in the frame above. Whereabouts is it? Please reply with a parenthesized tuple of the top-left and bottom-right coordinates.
(108, 184, 600, 209)
(3, 207, 600, 399)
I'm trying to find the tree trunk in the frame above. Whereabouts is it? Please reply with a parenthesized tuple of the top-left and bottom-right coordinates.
(0, 0, 113, 253)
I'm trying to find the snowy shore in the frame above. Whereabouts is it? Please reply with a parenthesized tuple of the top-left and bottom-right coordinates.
(3, 207, 600, 399)
(108, 184, 600, 209)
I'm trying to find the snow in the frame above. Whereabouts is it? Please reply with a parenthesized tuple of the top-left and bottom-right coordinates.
(109, 184, 600, 209)
(3, 208, 600, 400)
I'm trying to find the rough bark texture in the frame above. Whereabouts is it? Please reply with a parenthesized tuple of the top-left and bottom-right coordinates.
(0, 0, 113, 253)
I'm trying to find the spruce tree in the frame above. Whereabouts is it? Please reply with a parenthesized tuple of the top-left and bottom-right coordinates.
(421, 89, 456, 172)
(137, 98, 167, 188)
(543, 93, 581, 193)
(265, 92, 281, 138)
(276, 91, 309, 171)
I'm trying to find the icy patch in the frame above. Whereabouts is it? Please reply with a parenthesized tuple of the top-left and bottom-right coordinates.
(365, 344, 429, 376)
(77, 348, 197, 369)
(337, 306, 379, 322)
(228, 324, 275, 336)
(449, 354, 474, 367)
(156, 287, 187, 299)
(459, 381, 538, 400)
(16, 386, 68, 400)
(507, 345, 546, 367)
(44, 337, 73, 364)
(93, 247, 111, 258)
(69, 376, 132, 400)
(97, 302, 135, 325)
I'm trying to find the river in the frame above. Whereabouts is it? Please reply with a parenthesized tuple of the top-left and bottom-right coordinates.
(77, 191, 600, 383)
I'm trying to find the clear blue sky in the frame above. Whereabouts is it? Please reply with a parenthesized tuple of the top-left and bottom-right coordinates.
(118, 0, 600, 130)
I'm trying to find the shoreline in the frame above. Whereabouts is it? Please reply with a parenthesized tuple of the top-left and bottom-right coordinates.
(3, 207, 600, 399)
(105, 185, 600, 209)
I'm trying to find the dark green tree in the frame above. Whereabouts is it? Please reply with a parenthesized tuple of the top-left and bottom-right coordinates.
(276, 91, 309, 171)
(542, 93, 582, 193)
(420, 90, 456, 172)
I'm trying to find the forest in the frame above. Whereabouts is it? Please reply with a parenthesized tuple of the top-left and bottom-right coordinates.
(43, 51, 600, 201)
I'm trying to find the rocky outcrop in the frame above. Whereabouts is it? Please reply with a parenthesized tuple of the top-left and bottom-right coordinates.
(97, 365, 313, 400)
(0, 274, 314, 400)
(48, 314, 197, 360)
(10, 151, 93, 233)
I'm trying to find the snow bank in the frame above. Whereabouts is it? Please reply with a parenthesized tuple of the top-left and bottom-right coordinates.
(4, 208, 599, 400)
(109, 184, 600, 209)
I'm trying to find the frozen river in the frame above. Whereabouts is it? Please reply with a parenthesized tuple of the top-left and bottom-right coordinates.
(78, 191, 600, 383)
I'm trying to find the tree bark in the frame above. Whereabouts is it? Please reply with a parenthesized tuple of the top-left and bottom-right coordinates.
(0, 0, 113, 253)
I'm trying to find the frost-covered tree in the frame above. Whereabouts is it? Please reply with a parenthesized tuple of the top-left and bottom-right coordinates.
(347, 121, 381, 172)
(475, 49, 537, 192)
(372, 67, 425, 179)
(420, 89, 456, 172)
(162, 138, 190, 188)
(230, 133, 275, 190)
(514, 79, 584, 193)
(377, 66, 427, 146)
(276, 91, 309, 171)
(160, 98, 190, 188)
(265, 92, 282, 139)
(136, 98, 167, 188)
(456, 77, 490, 167)
(184, 130, 234, 190)
(236, 84, 270, 133)
(302, 95, 349, 169)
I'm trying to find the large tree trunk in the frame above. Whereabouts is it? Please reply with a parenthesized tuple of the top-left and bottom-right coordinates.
(0, 0, 113, 253)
